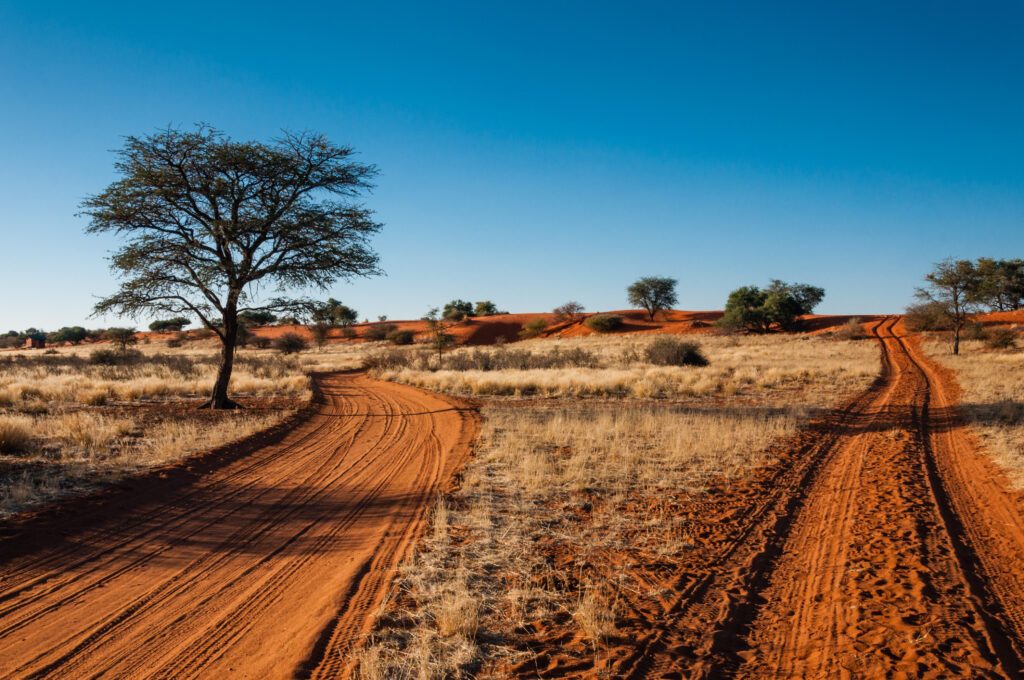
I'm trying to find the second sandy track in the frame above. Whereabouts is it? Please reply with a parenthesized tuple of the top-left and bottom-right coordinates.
(602, 318, 1024, 678)
(0, 372, 477, 679)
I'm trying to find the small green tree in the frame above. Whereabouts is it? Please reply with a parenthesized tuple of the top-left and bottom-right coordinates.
(474, 300, 499, 316)
(104, 327, 138, 353)
(627, 277, 678, 321)
(274, 332, 308, 354)
(553, 301, 585, 322)
(237, 310, 277, 326)
(916, 258, 980, 355)
(149, 317, 191, 332)
(718, 281, 825, 332)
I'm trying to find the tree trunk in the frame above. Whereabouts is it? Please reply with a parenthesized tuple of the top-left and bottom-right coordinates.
(201, 306, 241, 409)
(953, 322, 961, 356)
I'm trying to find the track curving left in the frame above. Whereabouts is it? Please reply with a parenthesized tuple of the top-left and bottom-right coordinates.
(0, 372, 478, 679)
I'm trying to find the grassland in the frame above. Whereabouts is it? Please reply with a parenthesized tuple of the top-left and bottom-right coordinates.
(924, 334, 1024, 488)
(354, 332, 881, 677)
(0, 344, 313, 516)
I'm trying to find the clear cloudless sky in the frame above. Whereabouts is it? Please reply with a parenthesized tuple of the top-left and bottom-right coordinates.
(1, 1, 1022, 330)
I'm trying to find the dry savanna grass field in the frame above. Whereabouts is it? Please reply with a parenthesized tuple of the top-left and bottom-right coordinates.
(351, 330, 882, 676)
(4, 316, 1024, 678)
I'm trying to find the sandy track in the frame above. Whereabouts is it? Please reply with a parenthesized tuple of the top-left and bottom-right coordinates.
(601, 319, 1024, 678)
(0, 372, 477, 679)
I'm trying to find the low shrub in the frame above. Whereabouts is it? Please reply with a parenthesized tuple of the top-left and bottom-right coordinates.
(89, 349, 143, 365)
(644, 337, 709, 367)
(363, 349, 419, 371)
(985, 327, 1016, 350)
(388, 329, 415, 345)
(584, 314, 624, 333)
(834, 318, 868, 341)
(165, 336, 184, 348)
(274, 333, 308, 354)
(364, 323, 397, 341)
(518, 319, 548, 340)
(252, 336, 272, 349)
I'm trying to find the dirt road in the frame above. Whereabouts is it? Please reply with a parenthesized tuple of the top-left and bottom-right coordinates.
(0, 372, 477, 679)
(607, 318, 1024, 678)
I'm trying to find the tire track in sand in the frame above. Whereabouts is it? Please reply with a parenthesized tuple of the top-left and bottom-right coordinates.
(724, 319, 1024, 677)
(0, 372, 478, 680)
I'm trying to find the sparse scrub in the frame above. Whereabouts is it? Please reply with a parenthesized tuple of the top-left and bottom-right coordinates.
(985, 327, 1016, 350)
(518, 318, 548, 339)
(387, 329, 415, 345)
(835, 317, 869, 340)
(274, 333, 308, 354)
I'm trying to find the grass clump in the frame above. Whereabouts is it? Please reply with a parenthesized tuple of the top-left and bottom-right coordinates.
(644, 337, 709, 367)
(0, 416, 34, 454)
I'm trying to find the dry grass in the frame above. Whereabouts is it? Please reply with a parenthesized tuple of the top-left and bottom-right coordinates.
(924, 334, 1024, 488)
(0, 351, 310, 406)
(353, 333, 881, 676)
(375, 333, 878, 402)
(0, 347, 313, 517)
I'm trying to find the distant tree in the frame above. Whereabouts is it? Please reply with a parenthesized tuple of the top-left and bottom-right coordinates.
(310, 322, 331, 349)
(424, 307, 456, 363)
(148, 317, 191, 332)
(627, 277, 678, 321)
(377, 315, 388, 322)
(474, 300, 499, 317)
(82, 125, 382, 408)
(763, 280, 826, 331)
(443, 299, 474, 321)
(717, 286, 770, 333)
(235, 324, 254, 348)
(313, 298, 358, 326)
(50, 326, 88, 344)
(553, 301, 585, 322)
(972, 258, 1024, 311)
(718, 281, 825, 332)
(104, 327, 138, 353)
(916, 258, 980, 355)
(237, 310, 277, 326)
(23, 328, 46, 341)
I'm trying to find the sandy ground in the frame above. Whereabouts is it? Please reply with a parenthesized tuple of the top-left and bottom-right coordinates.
(0, 373, 477, 679)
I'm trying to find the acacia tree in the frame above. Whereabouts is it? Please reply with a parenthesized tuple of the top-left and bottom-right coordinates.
(916, 258, 980, 355)
(83, 126, 382, 408)
(627, 277, 678, 321)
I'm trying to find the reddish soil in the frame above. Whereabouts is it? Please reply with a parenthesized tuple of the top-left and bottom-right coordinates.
(0, 373, 477, 679)
(496, 318, 1024, 677)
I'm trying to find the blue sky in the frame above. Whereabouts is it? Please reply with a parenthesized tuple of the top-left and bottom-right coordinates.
(1, 2, 1022, 330)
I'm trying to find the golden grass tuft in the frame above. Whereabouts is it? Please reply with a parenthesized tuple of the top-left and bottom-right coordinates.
(0, 415, 34, 454)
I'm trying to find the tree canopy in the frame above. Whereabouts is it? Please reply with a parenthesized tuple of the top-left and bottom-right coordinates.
(718, 280, 825, 332)
(82, 125, 382, 407)
(915, 258, 980, 355)
(627, 277, 678, 321)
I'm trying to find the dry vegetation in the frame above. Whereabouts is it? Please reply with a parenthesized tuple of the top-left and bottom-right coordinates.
(371, 333, 877, 403)
(0, 345, 312, 516)
(924, 332, 1024, 488)
(354, 333, 880, 677)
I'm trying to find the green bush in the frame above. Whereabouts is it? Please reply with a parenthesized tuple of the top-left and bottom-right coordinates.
(252, 336, 272, 349)
(644, 337, 709, 367)
(273, 333, 308, 354)
(388, 329, 415, 345)
(584, 314, 624, 333)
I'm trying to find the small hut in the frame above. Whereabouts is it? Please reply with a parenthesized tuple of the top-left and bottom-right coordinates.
(23, 337, 45, 349)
